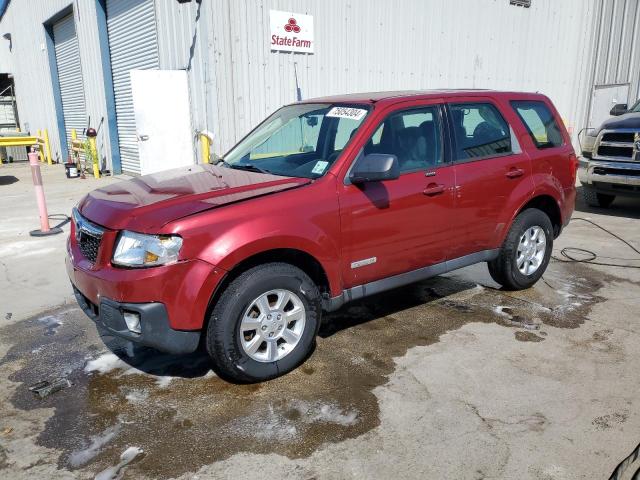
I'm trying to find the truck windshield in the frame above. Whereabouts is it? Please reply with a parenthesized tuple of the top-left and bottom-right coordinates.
(630, 100, 640, 113)
(223, 103, 370, 178)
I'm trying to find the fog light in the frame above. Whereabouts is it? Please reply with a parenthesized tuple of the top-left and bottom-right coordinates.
(123, 311, 141, 334)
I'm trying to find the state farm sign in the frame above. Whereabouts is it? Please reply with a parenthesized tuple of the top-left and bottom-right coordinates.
(270, 10, 314, 54)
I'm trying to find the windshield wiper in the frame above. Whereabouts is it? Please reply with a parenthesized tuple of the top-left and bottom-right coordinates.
(227, 163, 272, 175)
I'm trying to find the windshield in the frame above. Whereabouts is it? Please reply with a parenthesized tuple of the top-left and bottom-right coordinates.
(631, 100, 640, 113)
(223, 103, 370, 178)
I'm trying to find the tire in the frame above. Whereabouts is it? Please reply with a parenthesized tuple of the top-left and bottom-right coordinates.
(583, 186, 615, 208)
(205, 263, 321, 383)
(488, 208, 553, 291)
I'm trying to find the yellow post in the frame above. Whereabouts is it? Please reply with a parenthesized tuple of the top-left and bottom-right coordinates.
(71, 128, 77, 141)
(89, 136, 100, 179)
(200, 133, 211, 163)
(43, 129, 53, 165)
(36, 130, 44, 163)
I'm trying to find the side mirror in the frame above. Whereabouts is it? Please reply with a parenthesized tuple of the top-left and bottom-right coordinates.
(610, 103, 628, 116)
(349, 153, 399, 184)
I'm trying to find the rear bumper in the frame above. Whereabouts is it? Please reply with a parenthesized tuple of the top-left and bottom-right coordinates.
(578, 157, 640, 196)
(73, 286, 200, 354)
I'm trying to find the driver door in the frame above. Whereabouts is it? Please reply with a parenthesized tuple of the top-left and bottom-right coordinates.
(338, 100, 455, 288)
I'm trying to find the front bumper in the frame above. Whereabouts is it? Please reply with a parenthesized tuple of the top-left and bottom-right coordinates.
(73, 286, 201, 354)
(578, 157, 640, 196)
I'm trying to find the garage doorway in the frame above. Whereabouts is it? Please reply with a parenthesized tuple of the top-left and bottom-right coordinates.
(52, 12, 87, 155)
(106, 0, 159, 175)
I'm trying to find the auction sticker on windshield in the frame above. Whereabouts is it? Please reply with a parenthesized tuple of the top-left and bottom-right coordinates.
(311, 161, 329, 175)
(327, 107, 368, 121)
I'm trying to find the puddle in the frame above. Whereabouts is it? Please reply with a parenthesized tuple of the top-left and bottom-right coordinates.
(0, 261, 616, 478)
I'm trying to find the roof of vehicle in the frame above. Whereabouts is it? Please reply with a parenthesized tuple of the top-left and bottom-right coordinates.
(303, 89, 543, 105)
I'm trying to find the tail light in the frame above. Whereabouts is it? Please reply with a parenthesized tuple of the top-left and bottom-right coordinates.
(569, 152, 578, 183)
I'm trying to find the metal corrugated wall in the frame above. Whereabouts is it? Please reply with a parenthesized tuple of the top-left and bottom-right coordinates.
(589, 0, 640, 105)
(107, 0, 160, 175)
(0, 1, 112, 165)
(1, 0, 639, 171)
(159, 0, 603, 156)
(52, 13, 87, 150)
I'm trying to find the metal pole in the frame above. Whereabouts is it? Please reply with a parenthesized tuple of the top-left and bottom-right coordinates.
(43, 129, 53, 165)
(28, 148, 62, 237)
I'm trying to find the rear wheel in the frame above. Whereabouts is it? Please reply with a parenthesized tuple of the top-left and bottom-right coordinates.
(583, 186, 615, 208)
(488, 208, 553, 290)
(205, 263, 321, 383)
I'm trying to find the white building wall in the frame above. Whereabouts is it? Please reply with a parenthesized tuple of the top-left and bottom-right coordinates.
(0, 0, 112, 166)
(1, 0, 638, 170)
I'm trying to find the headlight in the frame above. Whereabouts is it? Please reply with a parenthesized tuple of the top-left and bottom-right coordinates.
(112, 231, 183, 267)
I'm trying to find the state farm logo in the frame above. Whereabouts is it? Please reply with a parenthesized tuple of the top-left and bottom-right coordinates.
(284, 18, 301, 33)
(270, 10, 314, 53)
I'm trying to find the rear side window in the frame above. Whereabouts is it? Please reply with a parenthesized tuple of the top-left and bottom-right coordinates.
(449, 103, 512, 160)
(511, 100, 564, 149)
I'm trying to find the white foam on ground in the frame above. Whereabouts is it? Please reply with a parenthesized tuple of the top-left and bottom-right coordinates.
(84, 353, 130, 375)
(68, 425, 121, 467)
(124, 389, 149, 403)
(94, 446, 143, 480)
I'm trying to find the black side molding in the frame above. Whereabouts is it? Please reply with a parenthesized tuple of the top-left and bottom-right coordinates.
(323, 249, 499, 312)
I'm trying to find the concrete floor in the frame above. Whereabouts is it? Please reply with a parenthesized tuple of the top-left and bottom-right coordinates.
(1, 162, 640, 479)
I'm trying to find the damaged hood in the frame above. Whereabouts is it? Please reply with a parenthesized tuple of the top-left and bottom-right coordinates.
(78, 164, 310, 231)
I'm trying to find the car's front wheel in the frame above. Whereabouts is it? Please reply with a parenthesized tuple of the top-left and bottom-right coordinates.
(205, 263, 321, 383)
(488, 208, 553, 291)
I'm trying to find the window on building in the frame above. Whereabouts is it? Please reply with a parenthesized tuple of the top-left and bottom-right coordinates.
(511, 100, 564, 149)
(449, 103, 512, 160)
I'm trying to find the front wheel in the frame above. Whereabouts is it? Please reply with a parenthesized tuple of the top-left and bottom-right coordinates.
(205, 263, 321, 383)
(583, 187, 615, 208)
(488, 208, 553, 291)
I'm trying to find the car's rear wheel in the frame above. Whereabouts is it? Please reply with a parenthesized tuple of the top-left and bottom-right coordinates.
(488, 208, 553, 291)
(583, 186, 615, 208)
(205, 263, 321, 383)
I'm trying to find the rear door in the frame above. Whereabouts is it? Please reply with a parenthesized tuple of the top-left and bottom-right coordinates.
(338, 100, 456, 288)
(446, 97, 533, 259)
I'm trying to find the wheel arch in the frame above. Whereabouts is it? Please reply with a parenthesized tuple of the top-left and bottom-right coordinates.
(202, 248, 333, 331)
(515, 194, 563, 237)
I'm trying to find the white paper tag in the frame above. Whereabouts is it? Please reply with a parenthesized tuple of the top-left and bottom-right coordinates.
(311, 160, 329, 175)
(326, 107, 368, 121)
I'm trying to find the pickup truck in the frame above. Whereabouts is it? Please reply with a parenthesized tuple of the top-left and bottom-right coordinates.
(579, 99, 640, 207)
(67, 90, 576, 382)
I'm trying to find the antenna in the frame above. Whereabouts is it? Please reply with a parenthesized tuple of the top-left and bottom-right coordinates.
(293, 62, 302, 101)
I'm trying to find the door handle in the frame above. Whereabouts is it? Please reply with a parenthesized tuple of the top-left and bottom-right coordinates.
(138, 134, 149, 142)
(506, 168, 524, 179)
(423, 183, 445, 196)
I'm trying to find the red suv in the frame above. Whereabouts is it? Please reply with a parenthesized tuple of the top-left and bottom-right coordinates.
(67, 90, 576, 382)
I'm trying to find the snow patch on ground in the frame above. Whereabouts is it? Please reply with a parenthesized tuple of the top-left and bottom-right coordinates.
(84, 353, 129, 375)
(68, 425, 121, 467)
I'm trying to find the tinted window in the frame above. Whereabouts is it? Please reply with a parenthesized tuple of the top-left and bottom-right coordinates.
(511, 100, 563, 148)
(449, 103, 512, 160)
(363, 107, 443, 173)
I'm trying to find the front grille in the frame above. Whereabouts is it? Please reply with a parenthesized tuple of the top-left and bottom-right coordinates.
(78, 231, 102, 263)
(72, 208, 105, 264)
(601, 132, 634, 143)
(595, 130, 639, 161)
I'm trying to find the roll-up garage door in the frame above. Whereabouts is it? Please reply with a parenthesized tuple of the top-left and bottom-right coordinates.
(106, 0, 159, 175)
(53, 13, 86, 152)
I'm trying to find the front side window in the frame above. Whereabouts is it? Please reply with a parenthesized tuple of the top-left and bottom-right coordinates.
(449, 103, 512, 160)
(511, 100, 564, 148)
(362, 106, 443, 173)
(224, 103, 369, 178)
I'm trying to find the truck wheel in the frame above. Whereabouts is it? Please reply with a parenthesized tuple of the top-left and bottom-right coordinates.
(583, 187, 615, 208)
(205, 263, 321, 383)
(488, 208, 553, 291)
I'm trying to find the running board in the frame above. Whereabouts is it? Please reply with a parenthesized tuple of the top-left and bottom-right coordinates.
(323, 249, 499, 312)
